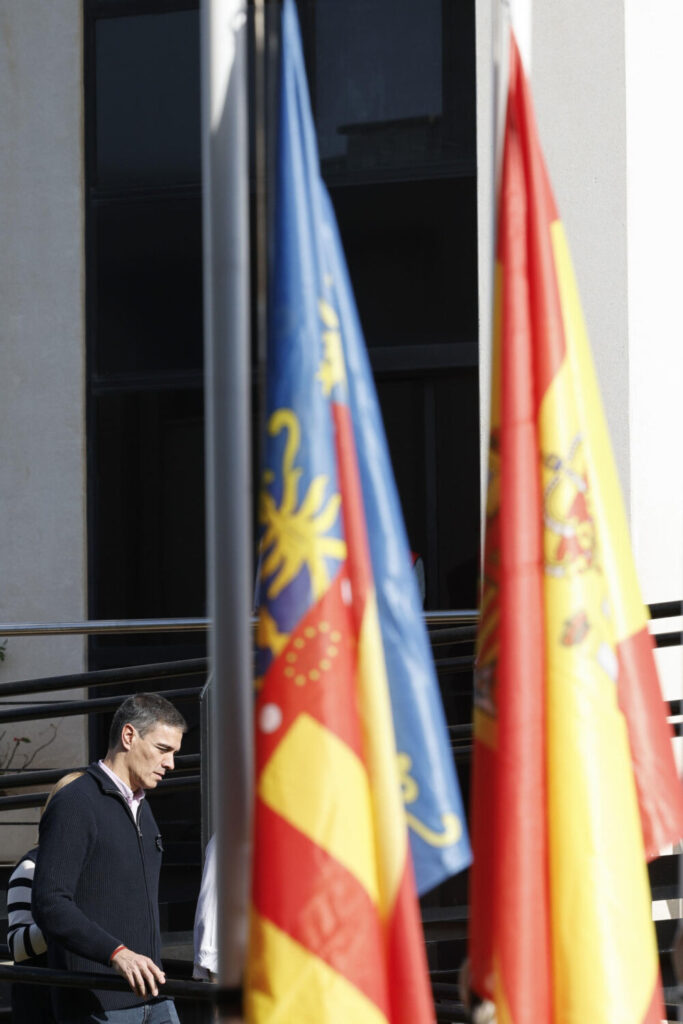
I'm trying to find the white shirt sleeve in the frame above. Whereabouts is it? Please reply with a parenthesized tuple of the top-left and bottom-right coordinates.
(193, 835, 218, 979)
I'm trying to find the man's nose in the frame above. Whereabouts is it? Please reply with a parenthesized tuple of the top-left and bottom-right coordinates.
(162, 753, 175, 771)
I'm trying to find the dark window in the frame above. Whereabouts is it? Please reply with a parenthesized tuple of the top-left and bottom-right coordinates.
(85, 0, 479, 665)
(376, 371, 479, 612)
(307, 0, 475, 183)
(94, 197, 203, 379)
(94, 390, 205, 622)
(331, 178, 478, 349)
(85, 0, 204, 673)
(301, 0, 480, 605)
(95, 10, 200, 189)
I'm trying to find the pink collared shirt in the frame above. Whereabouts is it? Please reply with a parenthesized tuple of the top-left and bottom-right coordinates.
(98, 760, 145, 822)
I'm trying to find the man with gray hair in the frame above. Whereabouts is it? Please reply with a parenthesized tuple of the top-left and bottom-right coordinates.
(34, 692, 187, 1023)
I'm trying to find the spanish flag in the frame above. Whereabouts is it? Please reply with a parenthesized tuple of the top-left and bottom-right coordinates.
(245, 2, 470, 1020)
(469, 31, 683, 1024)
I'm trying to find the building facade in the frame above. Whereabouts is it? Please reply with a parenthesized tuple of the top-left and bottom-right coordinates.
(0, 0, 680, 894)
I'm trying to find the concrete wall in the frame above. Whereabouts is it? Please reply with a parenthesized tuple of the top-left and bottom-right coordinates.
(532, 1, 630, 499)
(624, 0, 683, 662)
(530, 0, 682, 696)
(622, 7, 683, 933)
(0, 2, 88, 862)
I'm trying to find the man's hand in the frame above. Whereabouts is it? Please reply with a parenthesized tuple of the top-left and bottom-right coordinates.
(111, 946, 166, 997)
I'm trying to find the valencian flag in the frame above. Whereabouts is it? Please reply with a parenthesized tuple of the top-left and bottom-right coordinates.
(246, 1, 470, 1021)
(469, 29, 683, 1024)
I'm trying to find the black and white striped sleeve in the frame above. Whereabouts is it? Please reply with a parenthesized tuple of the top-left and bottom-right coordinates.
(7, 858, 47, 963)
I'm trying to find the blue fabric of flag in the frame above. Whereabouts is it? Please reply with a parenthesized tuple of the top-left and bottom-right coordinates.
(261, 0, 471, 893)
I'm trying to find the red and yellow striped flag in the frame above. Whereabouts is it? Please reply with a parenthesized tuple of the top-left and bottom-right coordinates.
(247, 408, 434, 1024)
(245, 2, 446, 1020)
(469, 32, 683, 1024)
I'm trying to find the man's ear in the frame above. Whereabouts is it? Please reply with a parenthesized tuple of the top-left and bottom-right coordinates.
(120, 723, 136, 751)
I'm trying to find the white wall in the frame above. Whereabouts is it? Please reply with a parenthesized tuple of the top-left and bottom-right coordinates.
(623, 22, 683, 943)
(0, 2, 88, 862)
(532, 0, 631, 501)
(527, 1, 683, 629)
(624, 3, 683, 684)
(624, 0, 683, 909)
(531, 0, 683, 704)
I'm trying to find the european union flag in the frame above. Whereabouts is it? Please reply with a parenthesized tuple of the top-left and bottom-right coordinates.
(258, 0, 470, 896)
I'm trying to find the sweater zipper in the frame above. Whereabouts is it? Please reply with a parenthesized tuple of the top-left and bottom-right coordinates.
(113, 793, 157, 959)
(133, 808, 157, 960)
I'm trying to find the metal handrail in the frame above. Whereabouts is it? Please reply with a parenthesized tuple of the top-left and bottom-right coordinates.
(649, 599, 683, 619)
(0, 658, 208, 700)
(0, 687, 202, 726)
(654, 630, 683, 648)
(0, 754, 200, 790)
(3, 962, 561, 1021)
(0, 601, 676, 637)
(0, 610, 480, 637)
(0, 618, 210, 637)
(0, 774, 201, 813)
(427, 624, 478, 645)
(2, 966, 677, 1021)
(0, 963, 235, 1006)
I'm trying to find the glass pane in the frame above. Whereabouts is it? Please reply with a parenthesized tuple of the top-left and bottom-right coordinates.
(332, 177, 478, 347)
(308, 0, 475, 183)
(435, 371, 480, 609)
(375, 374, 481, 610)
(93, 390, 206, 621)
(96, 11, 201, 187)
(94, 197, 203, 377)
(375, 378, 426, 558)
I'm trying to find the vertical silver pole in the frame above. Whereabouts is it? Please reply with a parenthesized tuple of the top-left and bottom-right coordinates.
(200, 0, 253, 1012)
(478, 0, 509, 551)
(253, 0, 268, 453)
(493, 0, 510, 217)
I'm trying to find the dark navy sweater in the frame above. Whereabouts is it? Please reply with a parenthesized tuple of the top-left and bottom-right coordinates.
(33, 763, 165, 1017)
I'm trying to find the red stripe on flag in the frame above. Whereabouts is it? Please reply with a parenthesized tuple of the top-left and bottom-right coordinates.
(616, 625, 683, 859)
(385, 857, 435, 1024)
(256, 570, 363, 772)
(331, 402, 372, 618)
(253, 798, 391, 1018)
(468, 739, 496, 995)
(642, 975, 666, 1024)
(469, 36, 552, 1017)
(330, 402, 435, 1024)
(501, 37, 565, 408)
(498, 41, 552, 1021)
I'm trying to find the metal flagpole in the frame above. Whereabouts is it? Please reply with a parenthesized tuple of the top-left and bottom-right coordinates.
(200, 0, 253, 1017)
(493, 0, 510, 214)
(477, 0, 509, 550)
